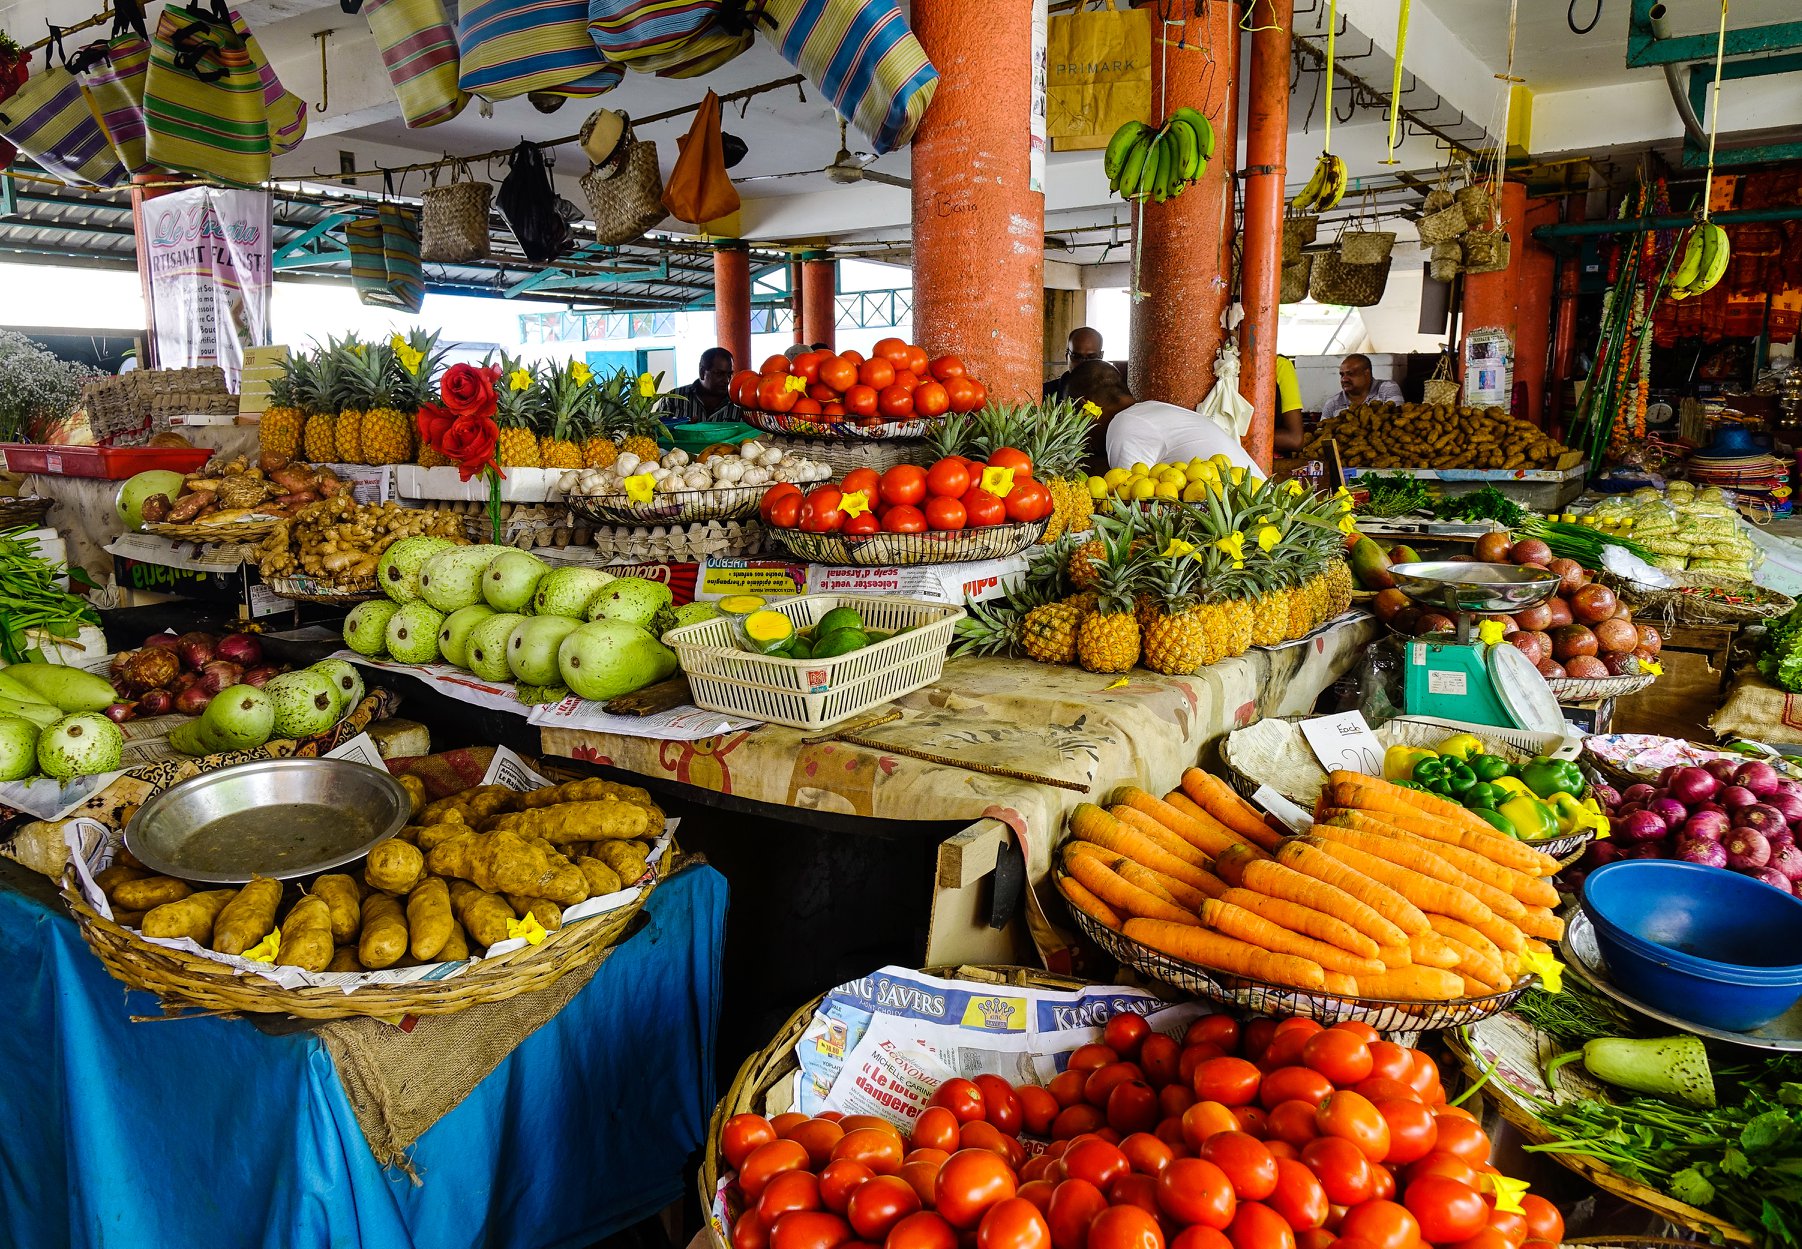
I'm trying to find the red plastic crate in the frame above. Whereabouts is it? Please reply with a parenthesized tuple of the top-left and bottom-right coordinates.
(0, 444, 212, 479)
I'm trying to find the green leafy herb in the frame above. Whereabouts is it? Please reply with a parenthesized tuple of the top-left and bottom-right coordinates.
(1762, 605, 1802, 693)
(1430, 487, 1528, 527)
(0, 526, 101, 664)
(1355, 474, 1433, 518)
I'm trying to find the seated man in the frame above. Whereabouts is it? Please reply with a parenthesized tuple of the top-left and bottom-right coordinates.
(1067, 361, 1258, 474)
(1319, 353, 1403, 422)
(1043, 327, 1104, 402)
(659, 347, 737, 425)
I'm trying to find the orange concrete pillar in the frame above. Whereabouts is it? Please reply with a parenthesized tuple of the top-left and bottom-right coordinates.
(713, 243, 752, 371)
(1237, 0, 1290, 471)
(1461, 181, 1528, 412)
(910, 0, 1043, 400)
(1513, 196, 1560, 428)
(789, 259, 806, 344)
(1130, 0, 1240, 412)
(800, 253, 837, 351)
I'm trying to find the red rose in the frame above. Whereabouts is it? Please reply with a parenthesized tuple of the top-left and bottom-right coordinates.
(441, 412, 499, 480)
(440, 363, 497, 419)
(415, 401, 455, 450)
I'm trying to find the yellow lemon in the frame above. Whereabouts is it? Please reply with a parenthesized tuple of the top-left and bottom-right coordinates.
(1103, 467, 1129, 487)
(1087, 476, 1108, 500)
(1130, 478, 1156, 501)
(1209, 453, 1233, 471)
(1154, 481, 1180, 500)
(1131, 462, 1152, 476)
(1187, 458, 1209, 475)
(1195, 464, 1221, 484)
(1181, 482, 1209, 503)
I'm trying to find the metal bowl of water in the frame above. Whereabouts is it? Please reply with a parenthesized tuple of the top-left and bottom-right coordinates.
(1389, 561, 1561, 616)
(124, 757, 411, 883)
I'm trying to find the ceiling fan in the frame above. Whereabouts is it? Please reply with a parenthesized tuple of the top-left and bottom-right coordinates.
(737, 118, 911, 189)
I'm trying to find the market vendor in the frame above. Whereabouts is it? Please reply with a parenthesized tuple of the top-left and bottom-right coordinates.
(660, 347, 738, 425)
(1273, 355, 1307, 454)
(1068, 360, 1259, 474)
(1043, 327, 1105, 402)
(1319, 353, 1404, 422)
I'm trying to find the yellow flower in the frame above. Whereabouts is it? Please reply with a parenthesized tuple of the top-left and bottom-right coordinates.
(1082, 401, 1102, 417)
(569, 360, 593, 386)
(1333, 485, 1355, 513)
(506, 911, 549, 946)
(1161, 539, 1197, 560)
(783, 373, 808, 393)
(395, 344, 424, 375)
(388, 333, 406, 354)
(1484, 1174, 1530, 1216)
(1338, 512, 1360, 535)
(637, 372, 657, 398)
(1216, 532, 1245, 568)
(1256, 525, 1280, 552)
(1284, 479, 1305, 496)
(508, 368, 531, 392)
(981, 465, 1017, 498)
(840, 489, 871, 518)
(622, 473, 656, 504)
(1518, 949, 1564, 994)
(242, 929, 281, 964)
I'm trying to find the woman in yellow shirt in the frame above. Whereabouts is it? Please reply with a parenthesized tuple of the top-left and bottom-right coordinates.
(1273, 356, 1306, 454)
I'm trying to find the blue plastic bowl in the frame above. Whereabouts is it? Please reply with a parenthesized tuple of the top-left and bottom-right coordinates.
(1582, 859, 1802, 1030)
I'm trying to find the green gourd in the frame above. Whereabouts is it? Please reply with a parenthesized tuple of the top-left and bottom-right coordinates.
(1545, 1035, 1715, 1108)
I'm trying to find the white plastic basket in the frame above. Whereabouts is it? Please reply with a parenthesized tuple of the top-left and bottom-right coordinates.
(664, 594, 964, 730)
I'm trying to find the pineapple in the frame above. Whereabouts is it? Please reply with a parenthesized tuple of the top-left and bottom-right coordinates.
(1067, 535, 1107, 592)
(258, 351, 304, 460)
(379, 329, 446, 467)
(537, 359, 591, 469)
(1324, 558, 1354, 616)
(1140, 555, 1213, 676)
(1022, 600, 1083, 664)
(341, 338, 412, 466)
(1023, 399, 1099, 542)
(494, 354, 541, 469)
(332, 336, 366, 464)
(300, 349, 337, 463)
(1075, 559, 1141, 674)
(609, 368, 666, 463)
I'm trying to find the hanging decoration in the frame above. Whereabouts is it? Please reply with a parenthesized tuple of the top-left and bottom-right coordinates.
(1290, 0, 1346, 213)
(1381, 0, 1408, 164)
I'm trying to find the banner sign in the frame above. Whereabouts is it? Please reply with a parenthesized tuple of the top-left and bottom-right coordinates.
(144, 187, 272, 387)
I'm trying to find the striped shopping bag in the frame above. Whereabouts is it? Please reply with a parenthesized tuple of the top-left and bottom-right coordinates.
(586, 0, 753, 78)
(347, 200, 426, 313)
(365, 0, 469, 128)
(230, 10, 307, 154)
(0, 37, 128, 188)
(758, 0, 937, 154)
(458, 0, 625, 101)
(73, 2, 159, 176)
(143, 0, 271, 185)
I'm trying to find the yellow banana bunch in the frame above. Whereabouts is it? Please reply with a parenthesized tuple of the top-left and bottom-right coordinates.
(1667, 222, 1730, 301)
(1290, 152, 1347, 213)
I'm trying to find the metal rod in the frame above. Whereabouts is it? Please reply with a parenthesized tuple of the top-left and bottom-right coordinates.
(1532, 204, 1802, 239)
(1290, 31, 1485, 159)
(23, 8, 114, 53)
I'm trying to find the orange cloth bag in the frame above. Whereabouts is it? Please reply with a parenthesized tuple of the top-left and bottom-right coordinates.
(661, 89, 740, 226)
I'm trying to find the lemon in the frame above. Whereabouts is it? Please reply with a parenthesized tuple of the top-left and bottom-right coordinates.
(1154, 481, 1180, 500)
(1131, 462, 1152, 476)
(1181, 482, 1209, 503)
(1187, 458, 1209, 475)
(1103, 467, 1129, 487)
(1160, 469, 1186, 486)
(1087, 476, 1108, 500)
(1229, 467, 1246, 484)
(1194, 464, 1221, 484)
(1209, 453, 1233, 470)
(1129, 478, 1156, 501)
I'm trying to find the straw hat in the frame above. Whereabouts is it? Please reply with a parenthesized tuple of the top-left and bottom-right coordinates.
(579, 108, 631, 175)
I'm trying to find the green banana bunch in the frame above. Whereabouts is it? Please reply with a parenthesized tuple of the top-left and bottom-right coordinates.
(1290, 151, 1347, 213)
(1103, 108, 1215, 204)
(1667, 222, 1730, 300)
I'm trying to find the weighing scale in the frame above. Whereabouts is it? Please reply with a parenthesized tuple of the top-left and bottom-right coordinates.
(1391, 561, 1566, 733)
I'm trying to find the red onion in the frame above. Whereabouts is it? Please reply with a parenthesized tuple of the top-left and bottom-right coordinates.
(1740, 803, 1789, 838)
(1592, 783, 1622, 810)
(103, 702, 133, 723)
(199, 659, 243, 695)
(241, 664, 280, 688)
(1620, 841, 1666, 859)
(1705, 758, 1744, 784)
(143, 633, 179, 651)
(137, 689, 173, 716)
(1770, 790, 1802, 825)
(1617, 810, 1670, 842)
(1682, 810, 1732, 841)
(1669, 767, 1720, 805)
(1720, 785, 1758, 811)
(175, 631, 218, 671)
(1772, 841, 1802, 881)
(215, 632, 263, 668)
(1735, 760, 1782, 799)
(1727, 826, 1773, 870)
(1776, 779, 1802, 805)
(1647, 798, 1689, 830)
(174, 684, 213, 715)
(1677, 836, 1729, 869)
(170, 671, 197, 692)
(1745, 865, 1794, 893)
(1621, 783, 1657, 806)
(1585, 840, 1621, 868)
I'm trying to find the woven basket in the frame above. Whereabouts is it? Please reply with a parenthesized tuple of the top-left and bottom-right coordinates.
(1429, 240, 1464, 283)
(1339, 229, 1396, 266)
(1282, 214, 1317, 264)
(770, 519, 1047, 566)
(761, 435, 931, 476)
(1423, 187, 1455, 215)
(1418, 203, 1469, 245)
(1544, 672, 1656, 701)
(585, 134, 665, 247)
(1456, 182, 1494, 227)
(62, 846, 679, 1020)
(1310, 249, 1391, 307)
(1422, 355, 1460, 405)
(1280, 254, 1314, 304)
(142, 518, 281, 544)
(0, 496, 51, 529)
(1600, 567, 1794, 626)
(565, 485, 762, 525)
(260, 574, 383, 603)
(1463, 229, 1511, 275)
(589, 518, 766, 563)
(743, 408, 932, 441)
(699, 964, 1110, 1249)
(420, 172, 493, 264)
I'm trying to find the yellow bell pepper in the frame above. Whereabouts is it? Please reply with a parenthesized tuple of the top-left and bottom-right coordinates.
(1489, 775, 1532, 799)
(1436, 732, 1486, 761)
(1384, 745, 1437, 783)
(1550, 792, 1609, 837)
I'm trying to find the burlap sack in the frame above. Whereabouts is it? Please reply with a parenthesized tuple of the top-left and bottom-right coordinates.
(1709, 670, 1802, 747)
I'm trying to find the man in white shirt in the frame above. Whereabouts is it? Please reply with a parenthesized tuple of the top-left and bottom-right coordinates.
(1319, 353, 1404, 421)
(1067, 362, 1259, 474)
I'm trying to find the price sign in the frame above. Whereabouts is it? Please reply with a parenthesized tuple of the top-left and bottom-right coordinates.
(1299, 711, 1384, 777)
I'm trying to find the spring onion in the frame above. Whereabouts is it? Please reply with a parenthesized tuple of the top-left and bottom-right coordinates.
(1518, 516, 1654, 565)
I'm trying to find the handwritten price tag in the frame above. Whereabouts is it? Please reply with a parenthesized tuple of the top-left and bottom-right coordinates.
(1298, 711, 1384, 777)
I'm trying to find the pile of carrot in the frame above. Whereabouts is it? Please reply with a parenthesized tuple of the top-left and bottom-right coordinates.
(1055, 767, 1564, 1003)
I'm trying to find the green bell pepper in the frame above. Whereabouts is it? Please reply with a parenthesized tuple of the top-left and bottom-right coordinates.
(1469, 754, 1514, 783)
(1384, 745, 1437, 783)
(1470, 808, 1515, 835)
(1520, 756, 1584, 800)
(1391, 779, 1430, 792)
(1498, 792, 1560, 841)
(1463, 781, 1502, 810)
(1412, 756, 1476, 797)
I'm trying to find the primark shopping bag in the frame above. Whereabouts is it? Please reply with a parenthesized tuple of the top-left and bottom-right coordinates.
(0, 34, 128, 188)
(143, 0, 271, 184)
(1047, 0, 1150, 152)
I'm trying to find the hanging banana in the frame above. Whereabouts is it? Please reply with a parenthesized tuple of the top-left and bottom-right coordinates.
(1666, 222, 1731, 301)
(1290, 152, 1347, 213)
(1102, 108, 1215, 205)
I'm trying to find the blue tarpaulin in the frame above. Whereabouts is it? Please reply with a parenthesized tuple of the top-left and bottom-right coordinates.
(0, 864, 727, 1249)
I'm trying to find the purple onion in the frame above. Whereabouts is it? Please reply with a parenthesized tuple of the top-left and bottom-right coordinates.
(1776, 779, 1802, 804)
(103, 702, 133, 724)
(1772, 791, 1802, 826)
(1647, 798, 1689, 831)
(1617, 803, 1644, 822)
(241, 664, 280, 688)
(1771, 841, 1802, 881)
(1622, 783, 1658, 806)
(1677, 836, 1729, 868)
(1727, 827, 1773, 870)
(1740, 804, 1789, 838)
(1746, 865, 1795, 893)
(1720, 785, 1758, 812)
(1708, 757, 1745, 783)
(1617, 810, 1670, 842)
(1695, 802, 1728, 820)
(199, 659, 243, 695)
(1670, 767, 1721, 805)
(1586, 840, 1622, 868)
(1592, 783, 1622, 810)
(137, 689, 173, 716)
(1682, 810, 1732, 841)
(143, 633, 179, 651)
(1659, 765, 1685, 787)
(174, 684, 213, 715)
(215, 632, 263, 668)
(1620, 841, 1667, 859)
(1736, 760, 1783, 799)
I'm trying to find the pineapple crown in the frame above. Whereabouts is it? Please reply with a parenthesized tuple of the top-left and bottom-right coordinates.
(534, 358, 598, 439)
(489, 352, 533, 427)
(341, 335, 398, 409)
(922, 399, 1094, 481)
(951, 593, 1026, 658)
(388, 329, 447, 409)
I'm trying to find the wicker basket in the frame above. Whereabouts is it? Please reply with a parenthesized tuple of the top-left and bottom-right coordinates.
(61, 848, 677, 1020)
(1418, 203, 1469, 245)
(419, 168, 493, 264)
(589, 518, 767, 563)
(260, 574, 383, 603)
(83, 367, 234, 445)
(1282, 214, 1318, 264)
(1463, 229, 1511, 275)
(770, 519, 1048, 566)
(744, 408, 932, 441)
(1600, 567, 1794, 626)
(1544, 672, 1656, 701)
(1428, 240, 1464, 283)
(585, 133, 666, 247)
(564, 485, 763, 526)
(761, 435, 932, 476)
(1423, 187, 1455, 215)
(1281, 254, 1315, 304)
(142, 518, 282, 544)
(1310, 249, 1391, 307)
(0, 495, 52, 529)
(1339, 230, 1396, 266)
(1456, 182, 1494, 228)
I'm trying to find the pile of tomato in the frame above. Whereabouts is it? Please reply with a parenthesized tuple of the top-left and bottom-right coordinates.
(731, 339, 989, 427)
(758, 451, 1052, 536)
(717, 1010, 1565, 1249)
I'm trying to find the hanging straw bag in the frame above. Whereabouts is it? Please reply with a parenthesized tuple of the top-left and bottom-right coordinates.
(1417, 167, 1468, 245)
(457, 0, 624, 101)
(1422, 354, 1460, 406)
(230, 9, 305, 154)
(364, 0, 468, 128)
(1462, 228, 1511, 275)
(756, 0, 938, 154)
(1282, 213, 1316, 265)
(1337, 192, 1395, 266)
(143, 0, 270, 185)
(1428, 240, 1463, 283)
(585, 127, 665, 245)
(420, 160, 492, 262)
(1309, 241, 1390, 307)
(1456, 168, 1494, 228)
(0, 35, 128, 188)
(1280, 254, 1313, 304)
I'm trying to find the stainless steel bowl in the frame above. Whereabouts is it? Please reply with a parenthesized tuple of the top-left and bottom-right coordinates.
(125, 757, 411, 883)
(1389, 560, 1561, 615)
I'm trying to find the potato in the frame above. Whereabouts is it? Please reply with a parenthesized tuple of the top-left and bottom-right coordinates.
(439, 920, 469, 963)
(113, 908, 148, 929)
(395, 773, 426, 817)
(364, 839, 425, 895)
(277, 895, 334, 972)
(96, 864, 150, 897)
(593, 838, 650, 885)
(327, 946, 363, 973)
(406, 877, 454, 960)
(504, 894, 564, 931)
(575, 856, 622, 898)
(310, 873, 364, 943)
(448, 880, 514, 948)
(111, 875, 193, 911)
(142, 889, 236, 943)
(491, 800, 652, 843)
(416, 822, 468, 853)
(358, 894, 409, 969)
(114, 845, 148, 871)
(213, 877, 283, 955)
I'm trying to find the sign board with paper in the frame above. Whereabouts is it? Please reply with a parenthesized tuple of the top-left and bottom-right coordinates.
(1299, 711, 1383, 777)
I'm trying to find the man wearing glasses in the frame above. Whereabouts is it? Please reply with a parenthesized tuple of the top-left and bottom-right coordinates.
(1043, 327, 1104, 402)
(1319, 353, 1403, 422)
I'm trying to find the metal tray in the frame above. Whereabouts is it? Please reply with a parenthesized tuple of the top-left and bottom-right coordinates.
(124, 757, 410, 883)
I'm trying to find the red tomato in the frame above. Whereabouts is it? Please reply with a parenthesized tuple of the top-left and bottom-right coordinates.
(773, 1209, 854, 1249)
(899, 1161, 940, 1207)
(1140, 1035, 1181, 1087)
(1403, 1177, 1488, 1244)
(1267, 1160, 1328, 1231)
(760, 482, 803, 523)
(1240, 1020, 1279, 1064)
(1259, 1068, 1334, 1111)
(731, 370, 763, 406)
(924, 457, 971, 499)
(976, 1198, 1050, 1249)
(1004, 479, 1052, 523)
(906, 380, 949, 418)
(1299, 1137, 1374, 1206)
(742, 1139, 812, 1200)
(1172, 1230, 1232, 1249)
(1331, 1022, 1380, 1044)
(878, 385, 914, 419)
(1085, 1063, 1143, 1109)
(799, 487, 845, 533)
(1108, 1081, 1161, 1136)
(821, 1161, 877, 1214)
(1265, 1101, 1321, 1148)
(1016, 1180, 1055, 1215)
(971, 1076, 1023, 1136)
(1120, 1132, 1175, 1176)
(874, 337, 910, 365)
(1156, 1157, 1237, 1229)
(840, 511, 878, 535)
(834, 1129, 905, 1176)
(942, 376, 978, 413)
(1069, 1045, 1118, 1074)
(839, 349, 866, 367)
(1316, 1092, 1390, 1163)
(859, 358, 897, 390)
(1261, 1033, 1315, 1072)
(1337, 1201, 1419, 1249)
(768, 492, 802, 528)
(1516, 1195, 1563, 1244)
(1366, 1043, 1414, 1084)
(738, 1209, 773, 1249)
(1156, 1117, 1189, 1150)
(849, 1176, 924, 1241)
(1085, 1205, 1163, 1249)
(1448, 1231, 1515, 1249)
(1376, 1099, 1438, 1166)
(759, 375, 800, 413)
(934, 1149, 1018, 1230)
(987, 447, 1034, 479)
(726, 1114, 780, 1169)
(844, 384, 879, 417)
(1047, 1179, 1109, 1249)
(1019, 1086, 1060, 1136)
(885, 1212, 956, 1249)
(1181, 1101, 1242, 1151)
(925, 496, 967, 531)
(1159, 1085, 1196, 1120)
(892, 370, 920, 392)
(1062, 1137, 1129, 1188)
(1482, 1210, 1527, 1247)
(1193, 1058, 1262, 1108)
(1302, 1031, 1374, 1087)
(1431, 1115, 1490, 1165)
(1227, 1202, 1295, 1249)
(960, 1121, 1022, 1167)
(820, 356, 859, 392)
(1051, 1106, 1103, 1142)
(1405, 1153, 1479, 1190)
(932, 1079, 987, 1125)
(1369, 1167, 1395, 1201)
(806, 382, 837, 403)
(1407, 1052, 1442, 1097)
(763, 1170, 826, 1223)
(1354, 1078, 1420, 1105)
(1109, 1173, 1161, 1217)
(760, 354, 791, 375)
(1293, 1234, 1334, 1249)
(1232, 1106, 1267, 1139)
(791, 1120, 849, 1167)
(929, 355, 966, 381)
(792, 352, 824, 383)
(791, 397, 823, 416)
(837, 467, 880, 499)
(903, 345, 929, 377)
(1187, 1017, 1241, 1052)
(955, 379, 988, 412)
(879, 465, 927, 507)
(1180, 1046, 1226, 1088)
(1197, 1133, 1277, 1201)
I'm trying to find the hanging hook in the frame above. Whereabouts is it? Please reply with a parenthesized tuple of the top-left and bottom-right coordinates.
(313, 31, 330, 114)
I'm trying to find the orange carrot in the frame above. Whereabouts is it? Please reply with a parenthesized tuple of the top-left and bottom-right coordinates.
(1235, 857, 1410, 947)
(1466, 911, 1527, 954)
(1181, 768, 1284, 850)
(1525, 938, 1551, 955)
(1351, 966, 1466, 1001)
(1119, 861, 1177, 904)
(1275, 840, 1431, 936)
(1119, 860, 1208, 913)
(1303, 836, 1495, 925)
(1058, 876, 1122, 930)
(1069, 803, 1219, 894)
(1323, 971, 1359, 995)
(1408, 931, 1462, 969)
(1511, 874, 1561, 908)
(1315, 813, 1529, 919)
(1219, 887, 1380, 959)
(1124, 918, 1327, 991)
(1325, 773, 1558, 875)
(1327, 770, 1519, 840)
(1429, 926, 1509, 990)
(1518, 906, 1565, 941)
(1427, 914, 1504, 964)
(1105, 803, 1210, 867)
(1203, 900, 1384, 974)
(1459, 974, 1502, 998)
(1117, 786, 1270, 861)
(1064, 850, 1199, 925)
